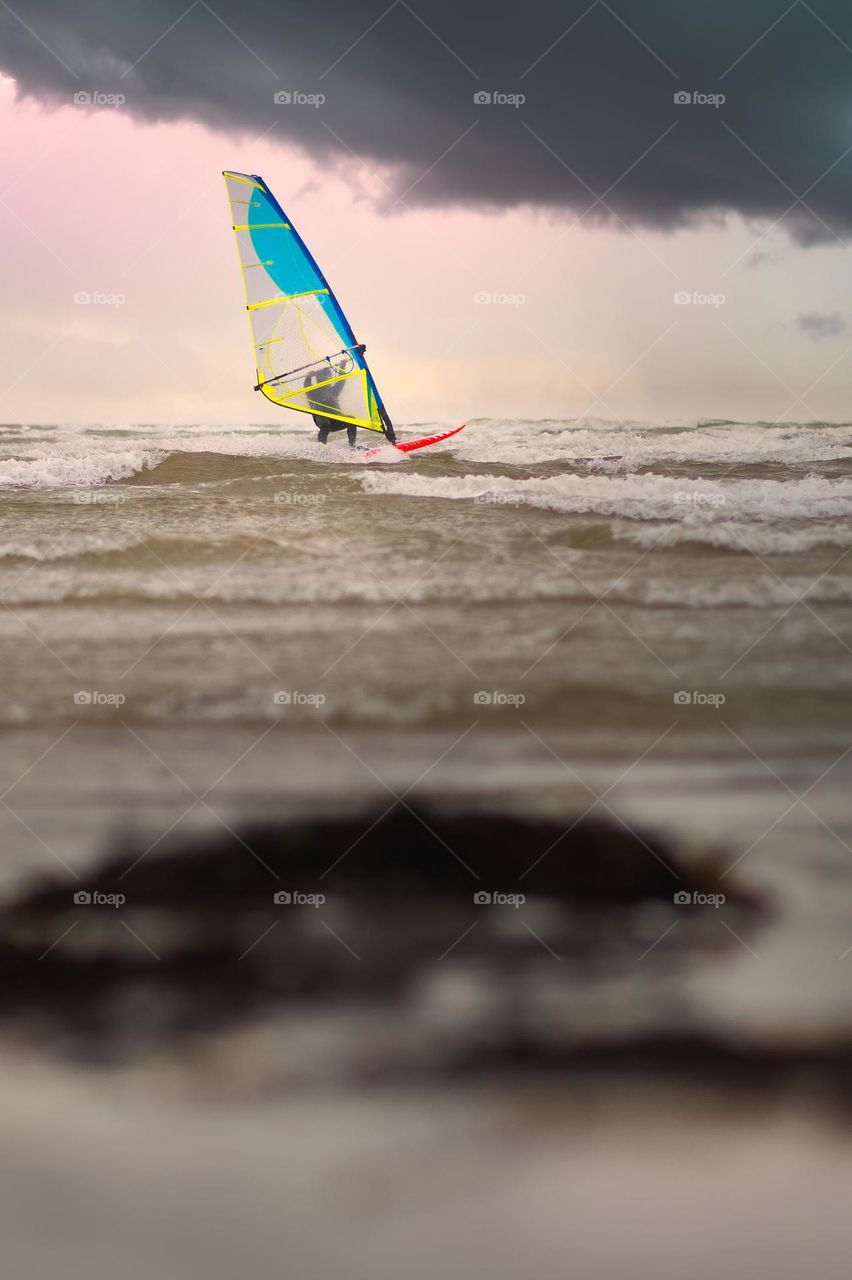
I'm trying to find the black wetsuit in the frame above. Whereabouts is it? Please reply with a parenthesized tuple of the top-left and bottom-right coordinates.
(304, 358, 397, 447)
(304, 366, 356, 445)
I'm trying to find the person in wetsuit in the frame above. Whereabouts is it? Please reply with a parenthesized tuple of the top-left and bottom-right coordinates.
(305, 346, 396, 447)
(305, 360, 355, 445)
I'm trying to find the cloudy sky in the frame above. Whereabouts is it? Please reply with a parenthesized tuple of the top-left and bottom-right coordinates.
(2, 0, 852, 424)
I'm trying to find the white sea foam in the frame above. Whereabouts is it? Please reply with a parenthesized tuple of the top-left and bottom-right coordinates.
(2, 558, 850, 610)
(614, 521, 852, 554)
(3, 418, 850, 488)
(456, 418, 852, 467)
(0, 449, 161, 488)
(360, 469, 852, 519)
(4, 420, 852, 557)
(0, 425, 345, 487)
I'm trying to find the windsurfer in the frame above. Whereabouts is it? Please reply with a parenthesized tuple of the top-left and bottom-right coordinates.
(304, 360, 356, 446)
(303, 346, 396, 447)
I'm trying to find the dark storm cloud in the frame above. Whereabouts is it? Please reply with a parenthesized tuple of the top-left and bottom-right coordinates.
(796, 312, 847, 340)
(4, 0, 852, 241)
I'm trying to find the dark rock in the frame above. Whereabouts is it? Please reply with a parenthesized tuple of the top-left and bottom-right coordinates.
(0, 805, 760, 1060)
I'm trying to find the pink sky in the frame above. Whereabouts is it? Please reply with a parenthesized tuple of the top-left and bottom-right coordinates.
(1, 73, 850, 426)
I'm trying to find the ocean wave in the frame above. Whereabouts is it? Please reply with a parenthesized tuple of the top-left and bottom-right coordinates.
(0, 449, 161, 488)
(457, 418, 852, 467)
(3, 420, 852, 489)
(360, 469, 852, 521)
(2, 564, 851, 610)
(0, 431, 347, 489)
(614, 522, 852, 554)
(0, 532, 296, 565)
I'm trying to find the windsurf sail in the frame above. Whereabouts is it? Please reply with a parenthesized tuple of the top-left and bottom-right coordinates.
(223, 170, 390, 433)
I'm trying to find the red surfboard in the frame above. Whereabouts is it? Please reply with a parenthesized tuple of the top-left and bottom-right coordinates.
(363, 424, 465, 459)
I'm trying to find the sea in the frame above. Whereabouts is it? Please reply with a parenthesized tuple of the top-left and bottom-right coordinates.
(1, 415, 852, 1277)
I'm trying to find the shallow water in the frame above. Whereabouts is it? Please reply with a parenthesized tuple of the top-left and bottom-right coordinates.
(5, 1060, 852, 1280)
(1, 418, 851, 745)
